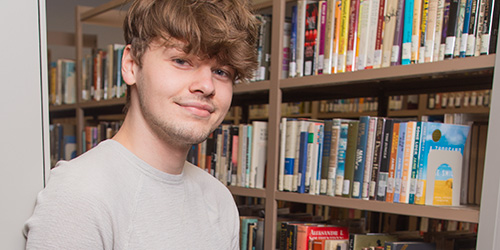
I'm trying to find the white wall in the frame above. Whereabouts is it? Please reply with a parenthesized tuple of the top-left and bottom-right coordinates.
(0, 0, 49, 248)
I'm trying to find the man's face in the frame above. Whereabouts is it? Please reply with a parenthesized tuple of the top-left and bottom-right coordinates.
(132, 41, 234, 147)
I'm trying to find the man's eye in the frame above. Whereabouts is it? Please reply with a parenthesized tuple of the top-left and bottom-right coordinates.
(214, 69, 228, 77)
(174, 58, 188, 65)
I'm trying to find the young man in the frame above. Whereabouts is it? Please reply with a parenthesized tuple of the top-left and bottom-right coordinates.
(24, 0, 258, 249)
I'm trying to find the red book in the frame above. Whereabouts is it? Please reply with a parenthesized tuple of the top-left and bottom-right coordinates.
(295, 224, 349, 250)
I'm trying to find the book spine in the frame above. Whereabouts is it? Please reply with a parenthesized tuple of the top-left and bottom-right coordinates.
(289, 6, 298, 77)
(352, 116, 370, 198)
(305, 123, 316, 193)
(438, 0, 452, 61)
(317, 1, 328, 74)
(298, 127, 310, 193)
(386, 121, 400, 202)
(402, 0, 415, 65)
(324, 0, 336, 74)
(284, 119, 299, 191)
(473, 0, 488, 56)
(370, 118, 386, 200)
(335, 122, 349, 196)
(419, 0, 431, 63)
(460, 0, 474, 57)
(390, 0, 406, 66)
(312, 123, 325, 195)
(425, 0, 440, 62)
(327, 119, 341, 196)
(465, 0, 481, 56)
(376, 119, 394, 201)
(444, 0, 461, 58)
(453, 0, 468, 57)
(332, 0, 343, 73)
(297, 0, 307, 77)
(381, 0, 399, 67)
(346, 0, 361, 71)
(337, 0, 352, 72)
(295, 120, 309, 191)
(412, 0, 424, 63)
(342, 121, 360, 197)
(362, 117, 378, 200)
(356, 0, 374, 70)
(373, 0, 387, 68)
(432, 0, 447, 62)
(393, 122, 407, 203)
(321, 120, 333, 194)
(409, 122, 422, 204)
(415, 122, 428, 204)
(479, 0, 495, 54)
(304, 2, 320, 76)
(400, 121, 416, 203)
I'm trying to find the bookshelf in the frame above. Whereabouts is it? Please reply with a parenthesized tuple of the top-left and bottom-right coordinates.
(50, 0, 500, 249)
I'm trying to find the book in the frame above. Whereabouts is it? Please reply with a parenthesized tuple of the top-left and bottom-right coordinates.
(240, 216, 259, 250)
(432, 0, 447, 62)
(337, 0, 352, 72)
(316, 1, 328, 75)
(321, 119, 334, 194)
(376, 119, 394, 201)
(310, 121, 325, 195)
(326, 119, 341, 196)
(400, 121, 416, 203)
(285, 118, 299, 191)
(412, 0, 424, 63)
(335, 121, 350, 196)
(386, 121, 401, 202)
(361, 117, 378, 200)
(453, 0, 468, 57)
(348, 233, 398, 250)
(416, 122, 470, 206)
(298, 119, 312, 193)
(279, 118, 287, 191)
(352, 116, 370, 198)
(401, 0, 415, 65)
(465, 0, 482, 56)
(304, 2, 320, 76)
(444, 0, 462, 58)
(373, 0, 387, 68)
(480, 0, 497, 54)
(296, 224, 349, 250)
(408, 122, 423, 204)
(323, 0, 337, 74)
(381, 0, 400, 67)
(419, 0, 431, 62)
(290, 5, 298, 77)
(459, 0, 475, 57)
(365, 0, 382, 69)
(393, 122, 407, 203)
(385, 241, 436, 249)
(342, 120, 360, 198)
(390, 0, 406, 66)
(369, 117, 386, 200)
(249, 121, 268, 189)
(345, 0, 361, 71)
(355, 0, 374, 70)
(296, 0, 308, 77)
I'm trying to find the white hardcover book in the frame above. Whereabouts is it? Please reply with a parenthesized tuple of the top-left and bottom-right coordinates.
(362, 117, 378, 200)
(278, 118, 287, 191)
(296, 0, 308, 77)
(356, 0, 373, 70)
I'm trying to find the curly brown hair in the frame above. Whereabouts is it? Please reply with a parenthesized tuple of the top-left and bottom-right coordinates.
(123, 0, 260, 82)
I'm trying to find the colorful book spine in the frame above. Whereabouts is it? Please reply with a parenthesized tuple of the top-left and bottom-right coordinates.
(390, 0, 406, 66)
(408, 122, 422, 204)
(352, 116, 370, 199)
(346, 0, 361, 71)
(332, 0, 342, 73)
(453, 0, 468, 57)
(460, 0, 475, 57)
(304, 2, 320, 76)
(289, 5, 298, 78)
(438, 0, 452, 61)
(444, 0, 462, 58)
(298, 125, 310, 193)
(373, 0, 387, 68)
(369, 117, 386, 200)
(324, 0, 336, 74)
(342, 121, 360, 197)
(419, 0, 431, 63)
(386, 121, 401, 203)
(425, 0, 440, 62)
(465, 0, 482, 56)
(317, 1, 328, 74)
(321, 119, 333, 195)
(337, 0, 352, 72)
(365, 0, 381, 69)
(400, 121, 416, 203)
(356, 0, 374, 70)
(381, 0, 400, 67)
(412, 0, 424, 63)
(393, 122, 407, 203)
(335, 122, 349, 196)
(296, 0, 308, 77)
(402, 0, 415, 65)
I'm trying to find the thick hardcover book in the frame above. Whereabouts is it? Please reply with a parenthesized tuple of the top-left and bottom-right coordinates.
(316, 1, 328, 75)
(323, 0, 336, 74)
(352, 116, 370, 199)
(365, 0, 382, 69)
(411, 0, 424, 63)
(424, 0, 440, 62)
(408, 122, 423, 204)
(479, 0, 496, 54)
(465, 0, 482, 56)
(342, 120, 360, 197)
(335, 121, 350, 196)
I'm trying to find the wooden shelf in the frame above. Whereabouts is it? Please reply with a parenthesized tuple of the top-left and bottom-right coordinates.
(49, 103, 77, 112)
(275, 191, 480, 223)
(316, 111, 378, 119)
(79, 97, 126, 109)
(227, 186, 267, 198)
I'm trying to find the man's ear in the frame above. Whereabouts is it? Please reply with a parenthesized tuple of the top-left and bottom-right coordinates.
(121, 45, 137, 86)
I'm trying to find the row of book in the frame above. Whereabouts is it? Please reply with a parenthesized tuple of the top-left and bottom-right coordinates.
(83, 121, 122, 152)
(81, 44, 127, 102)
(240, 216, 265, 250)
(49, 123, 77, 167)
(427, 89, 492, 109)
(278, 116, 471, 206)
(187, 121, 269, 188)
(285, 0, 499, 78)
(319, 97, 379, 114)
(49, 59, 76, 105)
